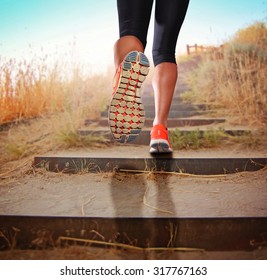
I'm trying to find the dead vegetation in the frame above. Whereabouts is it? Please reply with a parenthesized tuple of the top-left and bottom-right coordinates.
(181, 22, 267, 129)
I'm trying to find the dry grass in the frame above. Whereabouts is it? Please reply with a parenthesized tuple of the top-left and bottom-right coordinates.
(181, 22, 267, 129)
(57, 236, 205, 252)
(0, 55, 112, 125)
(0, 55, 113, 181)
(0, 113, 110, 184)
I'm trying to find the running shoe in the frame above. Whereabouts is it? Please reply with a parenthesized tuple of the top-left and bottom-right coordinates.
(150, 124, 173, 153)
(108, 51, 150, 143)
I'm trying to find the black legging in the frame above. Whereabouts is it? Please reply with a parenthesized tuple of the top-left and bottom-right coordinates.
(117, 0, 190, 66)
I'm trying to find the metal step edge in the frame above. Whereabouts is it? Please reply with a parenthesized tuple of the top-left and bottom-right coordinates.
(34, 156, 267, 175)
(0, 215, 266, 251)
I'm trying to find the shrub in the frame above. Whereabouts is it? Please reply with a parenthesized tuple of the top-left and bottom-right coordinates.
(181, 22, 267, 127)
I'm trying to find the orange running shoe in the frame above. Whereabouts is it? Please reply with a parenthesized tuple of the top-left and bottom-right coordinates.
(150, 124, 173, 153)
(108, 51, 150, 143)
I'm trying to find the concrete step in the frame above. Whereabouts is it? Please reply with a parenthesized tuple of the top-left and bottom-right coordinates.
(84, 117, 226, 127)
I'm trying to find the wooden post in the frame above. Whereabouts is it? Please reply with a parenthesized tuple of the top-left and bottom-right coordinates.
(186, 44, 190, 56)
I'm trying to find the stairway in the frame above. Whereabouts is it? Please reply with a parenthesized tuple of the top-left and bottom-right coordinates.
(1, 64, 267, 259)
(35, 90, 265, 175)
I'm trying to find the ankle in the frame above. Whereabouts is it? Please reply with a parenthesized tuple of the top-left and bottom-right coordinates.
(153, 120, 167, 128)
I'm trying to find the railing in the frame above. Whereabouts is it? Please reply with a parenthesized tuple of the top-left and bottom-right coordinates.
(186, 44, 224, 59)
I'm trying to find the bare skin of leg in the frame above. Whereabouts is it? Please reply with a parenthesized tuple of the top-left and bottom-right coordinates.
(152, 62, 178, 127)
(114, 35, 144, 69)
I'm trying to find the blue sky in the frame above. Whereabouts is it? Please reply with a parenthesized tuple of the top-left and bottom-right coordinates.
(0, 0, 266, 72)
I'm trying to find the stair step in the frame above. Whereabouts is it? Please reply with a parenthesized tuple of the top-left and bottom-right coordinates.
(142, 100, 184, 107)
(101, 110, 207, 118)
(84, 118, 226, 127)
(34, 153, 266, 175)
(147, 103, 207, 111)
(1, 215, 266, 251)
(77, 128, 250, 145)
(141, 95, 182, 103)
(103, 103, 207, 112)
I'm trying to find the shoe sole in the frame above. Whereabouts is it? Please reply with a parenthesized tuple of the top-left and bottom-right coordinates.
(108, 51, 149, 143)
(150, 139, 173, 154)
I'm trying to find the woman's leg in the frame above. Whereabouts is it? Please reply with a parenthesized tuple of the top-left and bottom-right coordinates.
(152, 62, 178, 127)
(109, 0, 153, 143)
(150, 0, 189, 153)
(115, 0, 153, 67)
(152, 0, 190, 127)
(114, 36, 144, 69)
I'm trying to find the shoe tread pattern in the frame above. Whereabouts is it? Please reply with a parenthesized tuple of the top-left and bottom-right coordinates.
(109, 51, 149, 143)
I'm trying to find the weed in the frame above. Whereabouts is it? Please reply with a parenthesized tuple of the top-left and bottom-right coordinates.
(170, 129, 201, 149)
(202, 128, 225, 148)
(228, 131, 262, 149)
(5, 142, 30, 160)
(0, 52, 114, 168)
(179, 90, 197, 103)
(170, 128, 227, 150)
(233, 22, 267, 50)
(56, 130, 109, 149)
(169, 129, 184, 149)
(170, 127, 263, 150)
(0, 55, 112, 125)
(181, 21, 267, 127)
